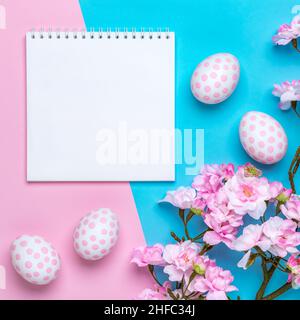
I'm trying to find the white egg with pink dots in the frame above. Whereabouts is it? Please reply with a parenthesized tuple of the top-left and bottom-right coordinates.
(73, 208, 119, 261)
(191, 53, 240, 104)
(239, 111, 288, 165)
(11, 235, 61, 285)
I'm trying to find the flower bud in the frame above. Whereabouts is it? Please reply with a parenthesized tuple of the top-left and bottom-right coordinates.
(276, 188, 293, 203)
(193, 264, 205, 275)
(243, 163, 262, 177)
(191, 208, 203, 216)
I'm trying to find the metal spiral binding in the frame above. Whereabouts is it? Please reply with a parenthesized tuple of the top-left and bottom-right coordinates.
(30, 28, 171, 39)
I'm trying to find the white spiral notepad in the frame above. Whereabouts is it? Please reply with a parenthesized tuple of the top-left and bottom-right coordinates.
(26, 29, 175, 181)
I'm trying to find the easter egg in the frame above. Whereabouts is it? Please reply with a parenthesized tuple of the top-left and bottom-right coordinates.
(10, 235, 61, 285)
(239, 111, 288, 164)
(73, 208, 119, 261)
(191, 53, 240, 104)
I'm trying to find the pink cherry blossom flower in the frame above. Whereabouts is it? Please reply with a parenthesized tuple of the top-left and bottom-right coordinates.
(203, 221, 238, 248)
(291, 275, 300, 289)
(269, 181, 284, 199)
(233, 224, 271, 269)
(262, 217, 300, 257)
(192, 164, 234, 200)
(234, 217, 300, 258)
(273, 15, 300, 45)
(206, 189, 244, 228)
(224, 167, 273, 219)
(291, 15, 300, 35)
(131, 244, 165, 267)
(138, 282, 171, 300)
(233, 224, 265, 251)
(202, 189, 244, 248)
(192, 196, 206, 211)
(190, 265, 238, 300)
(287, 255, 300, 289)
(287, 255, 300, 274)
(233, 224, 270, 268)
(273, 81, 300, 110)
(159, 187, 196, 209)
(163, 241, 200, 281)
(273, 24, 296, 45)
(281, 194, 300, 223)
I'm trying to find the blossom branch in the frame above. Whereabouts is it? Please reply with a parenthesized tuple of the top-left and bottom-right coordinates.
(262, 282, 292, 300)
(192, 229, 209, 242)
(147, 265, 162, 287)
(292, 39, 300, 54)
(256, 257, 280, 300)
(291, 101, 300, 118)
(170, 231, 182, 243)
(289, 146, 300, 194)
(178, 209, 192, 241)
(273, 15, 300, 54)
(200, 244, 213, 255)
(176, 209, 209, 243)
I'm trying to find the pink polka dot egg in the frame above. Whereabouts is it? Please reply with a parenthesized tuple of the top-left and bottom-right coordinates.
(73, 208, 119, 261)
(11, 235, 61, 285)
(191, 53, 240, 104)
(239, 111, 288, 165)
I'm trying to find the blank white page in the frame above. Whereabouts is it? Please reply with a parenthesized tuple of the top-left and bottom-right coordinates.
(26, 31, 175, 181)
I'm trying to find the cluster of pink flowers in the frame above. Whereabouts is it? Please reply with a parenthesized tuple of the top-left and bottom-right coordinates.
(273, 81, 300, 111)
(272, 15, 300, 46)
(131, 241, 237, 300)
(192, 164, 235, 200)
(161, 163, 289, 250)
(233, 217, 300, 268)
(133, 163, 300, 299)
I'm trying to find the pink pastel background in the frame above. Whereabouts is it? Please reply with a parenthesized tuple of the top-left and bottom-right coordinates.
(0, 0, 150, 299)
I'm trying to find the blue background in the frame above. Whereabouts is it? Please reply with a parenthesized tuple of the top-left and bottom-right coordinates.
(79, 0, 300, 299)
